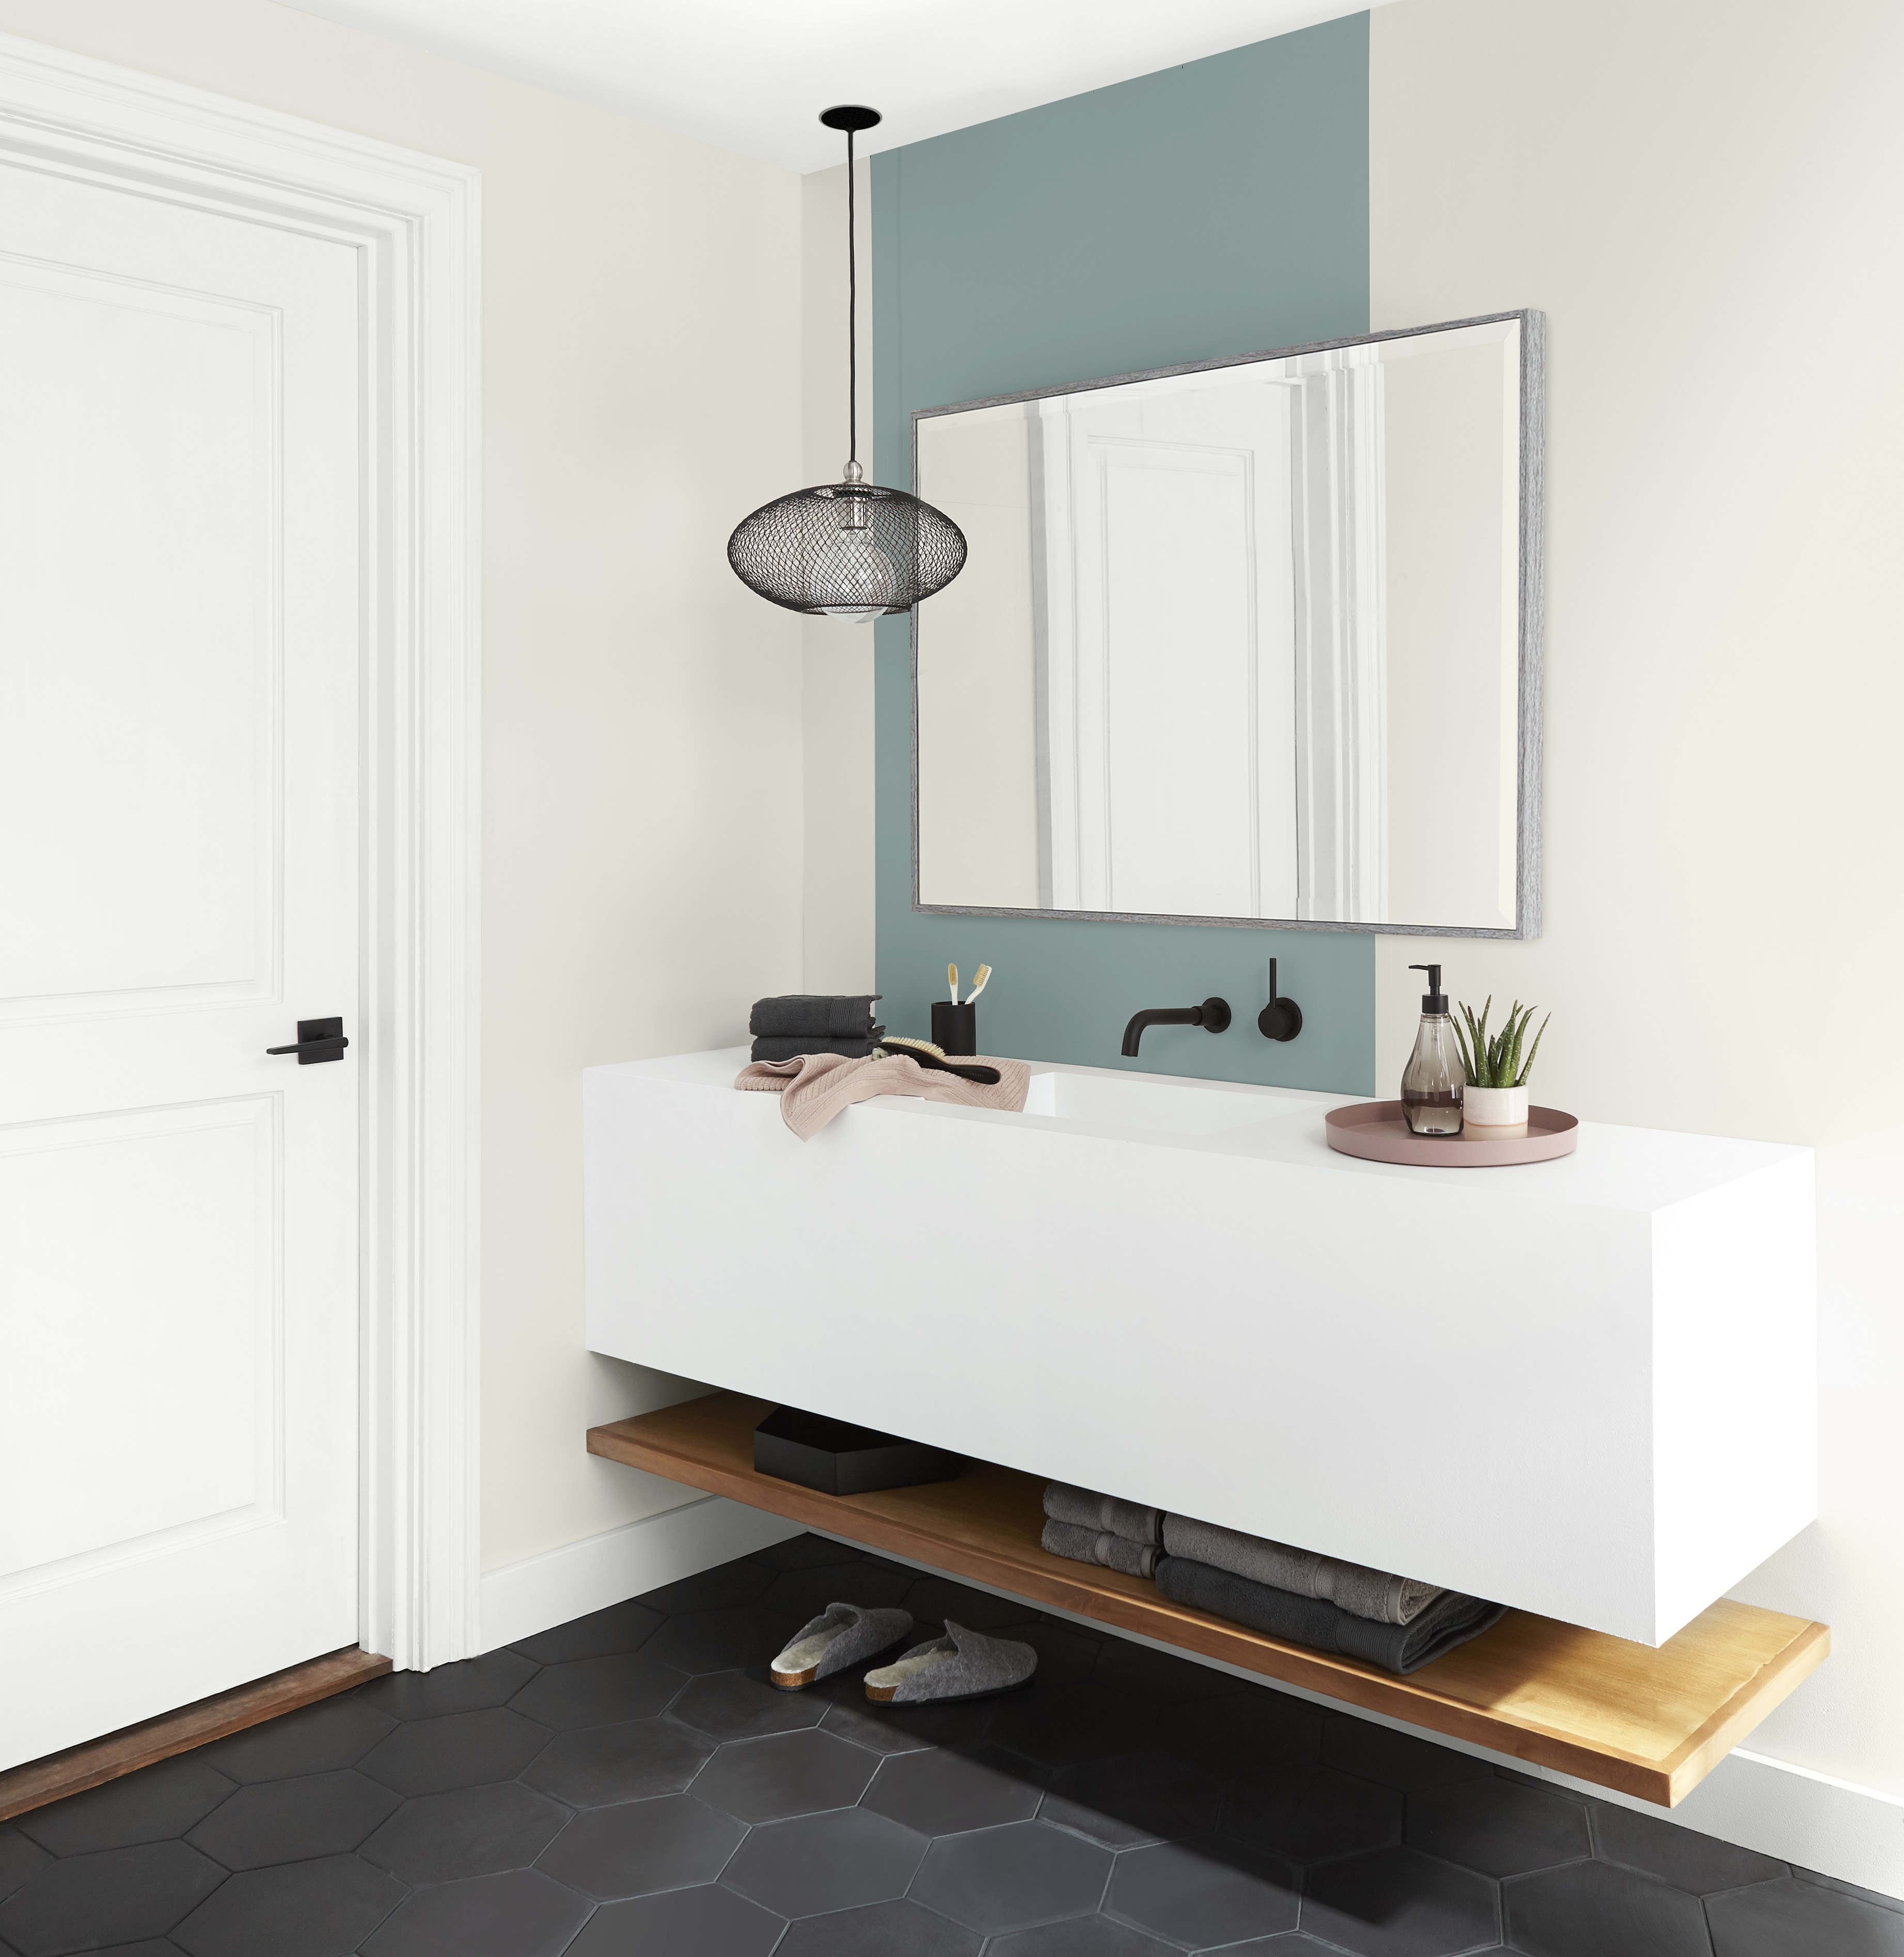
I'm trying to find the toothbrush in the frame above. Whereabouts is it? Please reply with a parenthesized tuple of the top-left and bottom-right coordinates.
(964, 964, 992, 1006)
(948, 962, 959, 1005)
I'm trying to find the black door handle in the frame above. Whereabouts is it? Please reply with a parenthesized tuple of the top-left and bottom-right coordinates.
(266, 1016, 349, 1064)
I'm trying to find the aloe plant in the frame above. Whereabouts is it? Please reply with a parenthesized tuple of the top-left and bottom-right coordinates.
(1454, 996, 1550, 1089)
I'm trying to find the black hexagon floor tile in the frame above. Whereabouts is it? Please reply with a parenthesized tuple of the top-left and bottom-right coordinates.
(1042, 1751, 1227, 1848)
(1406, 1773, 1589, 1879)
(862, 1744, 1043, 1836)
(184, 1770, 399, 1869)
(1793, 1867, 1904, 1918)
(1592, 1803, 1788, 1895)
(196, 1696, 395, 1783)
(640, 1607, 784, 1676)
(358, 1867, 592, 1957)
(171, 1852, 405, 1957)
(688, 1726, 877, 1821)
(565, 1880, 786, 1957)
(1223, 1762, 1403, 1864)
(1299, 1843, 1499, 1956)
(986, 1917, 1183, 1957)
(722, 1806, 929, 1917)
(522, 1716, 715, 1807)
(357, 1779, 570, 1883)
(357, 1707, 553, 1795)
(15, 1758, 235, 1859)
(634, 1561, 776, 1614)
(671, 1670, 829, 1743)
(988, 1684, 1158, 1769)
(506, 1651, 688, 1729)
(819, 1683, 995, 1756)
(356, 1648, 539, 1719)
(1708, 1875, 1904, 1955)
(0, 1827, 50, 1903)
(0, 1842, 225, 1956)
(1104, 1835, 1298, 1948)
(1158, 1690, 1325, 1779)
(1504, 1858, 1713, 1957)
(908, 1819, 1112, 1935)
(510, 1597, 662, 1665)
(1089, 1636, 1249, 1705)
(761, 1561, 915, 1627)
(770, 1896, 982, 1957)
(748, 1532, 862, 1572)
(1320, 1718, 1494, 1795)
(535, 1793, 744, 1901)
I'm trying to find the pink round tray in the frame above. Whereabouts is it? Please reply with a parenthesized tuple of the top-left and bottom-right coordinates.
(1325, 1099, 1579, 1167)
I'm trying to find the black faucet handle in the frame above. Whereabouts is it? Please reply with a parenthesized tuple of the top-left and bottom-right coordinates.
(1257, 960, 1302, 1043)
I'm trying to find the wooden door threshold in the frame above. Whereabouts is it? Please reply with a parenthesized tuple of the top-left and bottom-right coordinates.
(0, 1646, 392, 1822)
(590, 1393, 1829, 1808)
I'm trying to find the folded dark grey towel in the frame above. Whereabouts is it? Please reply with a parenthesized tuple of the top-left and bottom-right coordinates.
(1041, 1519, 1159, 1581)
(750, 994, 883, 1038)
(1043, 1482, 1162, 1546)
(1161, 1513, 1442, 1625)
(1155, 1556, 1505, 1676)
(750, 1029, 885, 1062)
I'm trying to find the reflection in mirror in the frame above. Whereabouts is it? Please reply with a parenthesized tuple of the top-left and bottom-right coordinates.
(912, 313, 1541, 937)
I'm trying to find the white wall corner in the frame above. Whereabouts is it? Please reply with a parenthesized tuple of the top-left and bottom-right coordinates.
(477, 1497, 804, 1654)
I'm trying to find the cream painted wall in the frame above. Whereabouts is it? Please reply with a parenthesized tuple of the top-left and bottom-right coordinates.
(0, 0, 812, 1572)
(1372, 0, 1904, 1791)
(799, 160, 879, 992)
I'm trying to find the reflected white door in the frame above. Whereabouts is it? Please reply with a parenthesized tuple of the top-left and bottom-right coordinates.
(0, 154, 361, 1768)
(1039, 384, 1298, 919)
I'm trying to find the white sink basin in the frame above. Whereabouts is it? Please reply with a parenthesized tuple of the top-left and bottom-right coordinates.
(1020, 1068, 1307, 1137)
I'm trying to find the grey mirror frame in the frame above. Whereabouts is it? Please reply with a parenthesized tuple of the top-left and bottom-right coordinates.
(909, 308, 1545, 940)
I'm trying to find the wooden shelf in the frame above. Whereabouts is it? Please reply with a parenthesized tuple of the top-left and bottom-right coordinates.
(589, 1393, 1828, 1808)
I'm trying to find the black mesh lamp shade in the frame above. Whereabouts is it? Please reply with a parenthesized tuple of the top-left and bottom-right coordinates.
(728, 106, 967, 621)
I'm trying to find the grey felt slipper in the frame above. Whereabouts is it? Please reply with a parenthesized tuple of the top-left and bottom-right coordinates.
(863, 1619, 1038, 1704)
(769, 1601, 914, 1691)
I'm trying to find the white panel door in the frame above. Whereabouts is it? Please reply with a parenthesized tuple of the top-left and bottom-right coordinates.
(0, 156, 361, 1769)
(1042, 384, 1297, 918)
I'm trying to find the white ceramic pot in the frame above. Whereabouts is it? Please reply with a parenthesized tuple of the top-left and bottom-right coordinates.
(1463, 1083, 1530, 1138)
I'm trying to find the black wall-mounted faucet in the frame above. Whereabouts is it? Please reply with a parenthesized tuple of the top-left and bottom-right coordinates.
(1257, 960, 1303, 1043)
(1121, 997, 1231, 1057)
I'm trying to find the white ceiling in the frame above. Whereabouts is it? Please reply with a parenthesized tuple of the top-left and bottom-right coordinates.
(277, 0, 1383, 172)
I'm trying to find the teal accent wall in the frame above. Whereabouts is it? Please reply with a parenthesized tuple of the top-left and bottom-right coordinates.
(872, 17, 1376, 1092)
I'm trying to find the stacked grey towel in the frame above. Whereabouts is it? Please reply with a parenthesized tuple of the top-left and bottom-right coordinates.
(1160, 1514, 1443, 1625)
(749, 995, 884, 1062)
(1156, 1557, 1504, 1676)
(1041, 1482, 1162, 1581)
(1155, 1512, 1501, 1677)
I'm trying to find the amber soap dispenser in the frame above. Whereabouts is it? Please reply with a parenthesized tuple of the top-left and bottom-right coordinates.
(1401, 964, 1465, 1135)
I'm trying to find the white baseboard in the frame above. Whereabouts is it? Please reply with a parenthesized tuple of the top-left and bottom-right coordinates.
(477, 1497, 804, 1653)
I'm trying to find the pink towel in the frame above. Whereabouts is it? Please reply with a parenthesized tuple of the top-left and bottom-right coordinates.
(735, 1049, 1031, 1140)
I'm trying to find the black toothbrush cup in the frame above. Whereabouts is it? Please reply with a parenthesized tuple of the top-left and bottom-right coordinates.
(932, 1000, 978, 1056)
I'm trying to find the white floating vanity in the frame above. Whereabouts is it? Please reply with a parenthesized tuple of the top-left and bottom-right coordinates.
(585, 1049, 1816, 1649)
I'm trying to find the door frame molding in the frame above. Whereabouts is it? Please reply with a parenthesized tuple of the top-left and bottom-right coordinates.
(0, 32, 482, 1672)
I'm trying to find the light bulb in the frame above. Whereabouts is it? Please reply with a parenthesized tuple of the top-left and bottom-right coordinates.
(809, 520, 899, 620)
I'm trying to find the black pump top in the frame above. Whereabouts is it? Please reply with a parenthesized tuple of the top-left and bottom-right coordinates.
(1409, 964, 1449, 1014)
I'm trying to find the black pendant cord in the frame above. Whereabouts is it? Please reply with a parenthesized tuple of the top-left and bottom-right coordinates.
(845, 127, 858, 471)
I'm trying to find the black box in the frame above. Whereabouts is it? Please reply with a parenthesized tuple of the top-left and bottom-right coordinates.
(753, 1404, 964, 1496)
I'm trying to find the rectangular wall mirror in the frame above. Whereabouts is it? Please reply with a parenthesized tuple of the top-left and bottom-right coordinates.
(911, 311, 1543, 937)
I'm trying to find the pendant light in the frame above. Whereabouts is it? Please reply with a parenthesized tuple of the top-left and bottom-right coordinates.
(728, 105, 967, 621)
